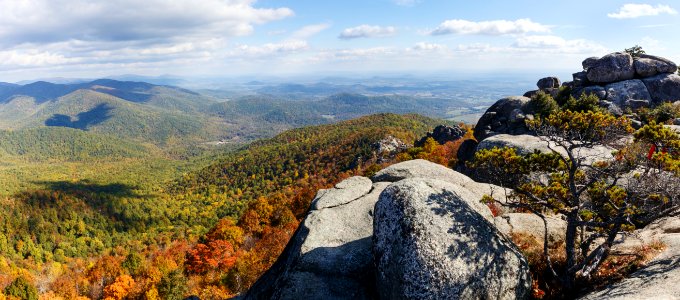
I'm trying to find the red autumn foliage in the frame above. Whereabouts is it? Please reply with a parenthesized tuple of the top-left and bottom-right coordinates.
(185, 240, 239, 274)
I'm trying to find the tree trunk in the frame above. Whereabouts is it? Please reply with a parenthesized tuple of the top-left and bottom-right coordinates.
(564, 211, 579, 289)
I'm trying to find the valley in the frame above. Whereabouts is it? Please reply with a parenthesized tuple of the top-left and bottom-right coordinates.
(0, 76, 475, 297)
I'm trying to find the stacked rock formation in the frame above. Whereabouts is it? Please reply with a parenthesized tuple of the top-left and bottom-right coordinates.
(569, 52, 680, 114)
(244, 160, 534, 299)
(474, 52, 680, 141)
(414, 124, 466, 147)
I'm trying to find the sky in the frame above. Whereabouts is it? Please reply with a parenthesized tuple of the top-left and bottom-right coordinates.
(0, 0, 679, 82)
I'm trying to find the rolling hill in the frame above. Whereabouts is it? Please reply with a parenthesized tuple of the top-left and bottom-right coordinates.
(0, 78, 481, 153)
(0, 126, 151, 161)
(0, 79, 221, 147)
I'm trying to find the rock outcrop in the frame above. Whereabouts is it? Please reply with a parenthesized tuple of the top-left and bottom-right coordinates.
(414, 124, 466, 147)
(494, 213, 567, 247)
(580, 213, 680, 299)
(476, 134, 550, 156)
(373, 178, 531, 299)
(537, 76, 561, 90)
(605, 79, 652, 108)
(374, 135, 408, 155)
(245, 177, 384, 299)
(245, 160, 529, 299)
(642, 73, 680, 104)
(467, 51, 679, 167)
(586, 52, 635, 84)
(373, 159, 511, 213)
(634, 54, 679, 77)
(473, 96, 531, 141)
(568, 52, 680, 110)
(476, 134, 614, 165)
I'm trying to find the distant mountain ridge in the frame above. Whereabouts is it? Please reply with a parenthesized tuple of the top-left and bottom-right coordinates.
(0, 79, 219, 147)
(0, 77, 503, 150)
(0, 78, 199, 104)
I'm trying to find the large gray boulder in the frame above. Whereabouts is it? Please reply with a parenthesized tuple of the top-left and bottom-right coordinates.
(312, 176, 373, 210)
(586, 52, 635, 84)
(605, 79, 652, 108)
(572, 85, 607, 100)
(494, 213, 567, 247)
(582, 57, 599, 71)
(372, 159, 510, 216)
(415, 125, 466, 147)
(634, 54, 678, 77)
(477, 134, 614, 165)
(456, 139, 479, 165)
(245, 177, 386, 300)
(373, 178, 532, 299)
(537, 77, 561, 89)
(583, 85, 607, 99)
(642, 73, 680, 104)
(474, 96, 532, 141)
(477, 134, 553, 156)
(573, 71, 589, 87)
(665, 125, 680, 133)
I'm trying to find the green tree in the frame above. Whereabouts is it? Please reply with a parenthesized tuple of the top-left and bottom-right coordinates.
(527, 91, 559, 117)
(563, 93, 601, 113)
(158, 270, 187, 300)
(4, 277, 38, 300)
(122, 252, 144, 276)
(624, 45, 645, 58)
(470, 110, 680, 292)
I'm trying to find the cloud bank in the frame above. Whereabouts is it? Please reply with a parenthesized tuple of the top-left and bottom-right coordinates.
(429, 18, 550, 36)
(608, 4, 677, 19)
(339, 25, 397, 39)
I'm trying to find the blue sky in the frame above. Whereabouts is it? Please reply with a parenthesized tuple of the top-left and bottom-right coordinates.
(0, 0, 678, 82)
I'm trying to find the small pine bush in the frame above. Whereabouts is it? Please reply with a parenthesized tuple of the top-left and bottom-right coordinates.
(527, 91, 559, 117)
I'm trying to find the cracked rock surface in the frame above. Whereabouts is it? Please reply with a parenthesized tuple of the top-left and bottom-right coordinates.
(245, 177, 387, 300)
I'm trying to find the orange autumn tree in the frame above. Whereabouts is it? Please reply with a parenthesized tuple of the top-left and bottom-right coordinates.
(103, 275, 135, 300)
(185, 240, 238, 274)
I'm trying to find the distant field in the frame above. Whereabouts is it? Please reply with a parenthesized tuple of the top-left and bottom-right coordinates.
(448, 113, 484, 125)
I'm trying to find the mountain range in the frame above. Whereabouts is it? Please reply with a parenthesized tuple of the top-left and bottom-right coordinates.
(0, 78, 494, 150)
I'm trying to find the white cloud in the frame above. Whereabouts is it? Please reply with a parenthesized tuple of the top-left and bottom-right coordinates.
(0, 0, 294, 45)
(335, 47, 395, 58)
(512, 35, 608, 53)
(291, 23, 331, 40)
(0, 50, 73, 67)
(607, 4, 677, 19)
(410, 42, 447, 52)
(393, 0, 421, 6)
(453, 43, 499, 53)
(233, 40, 309, 57)
(430, 18, 551, 36)
(339, 25, 397, 39)
(0, 0, 295, 75)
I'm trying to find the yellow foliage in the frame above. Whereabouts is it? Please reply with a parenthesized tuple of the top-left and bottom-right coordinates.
(38, 292, 64, 300)
(144, 287, 160, 300)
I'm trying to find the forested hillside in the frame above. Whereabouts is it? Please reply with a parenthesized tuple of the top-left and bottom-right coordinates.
(0, 127, 150, 161)
(0, 113, 449, 299)
(0, 79, 481, 150)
